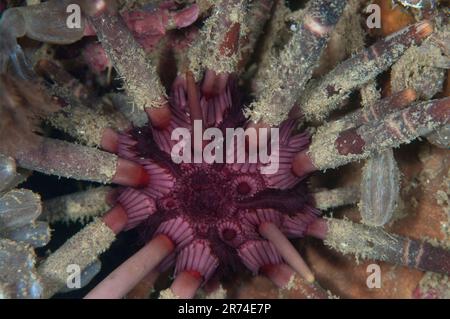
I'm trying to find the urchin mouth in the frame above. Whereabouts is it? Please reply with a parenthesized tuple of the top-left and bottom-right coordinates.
(174, 167, 234, 220)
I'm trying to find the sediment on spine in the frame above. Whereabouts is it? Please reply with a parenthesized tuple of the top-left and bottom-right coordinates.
(313, 186, 360, 211)
(247, 0, 346, 126)
(48, 100, 129, 148)
(262, 263, 330, 298)
(312, 0, 367, 77)
(301, 20, 434, 121)
(324, 218, 450, 275)
(89, 10, 167, 112)
(109, 93, 148, 127)
(14, 137, 118, 183)
(35, 59, 92, 105)
(279, 272, 332, 299)
(41, 186, 113, 224)
(187, 0, 247, 79)
(238, 0, 274, 70)
(328, 88, 417, 131)
(251, 0, 290, 98)
(308, 97, 449, 171)
(38, 218, 116, 298)
(390, 16, 449, 99)
(36, 59, 129, 146)
(389, 16, 450, 148)
(324, 218, 401, 263)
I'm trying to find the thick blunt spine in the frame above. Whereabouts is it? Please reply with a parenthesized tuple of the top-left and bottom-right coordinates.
(301, 20, 434, 121)
(298, 97, 449, 174)
(13, 137, 148, 187)
(188, 0, 247, 80)
(85, 234, 174, 299)
(38, 218, 116, 298)
(247, 0, 347, 126)
(308, 218, 450, 276)
(36, 59, 129, 148)
(88, 7, 169, 127)
(15, 137, 117, 183)
(41, 186, 113, 223)
(238, 0, 274, 70)
(312, 186, 360, 211)
(328, 89, 417, 131)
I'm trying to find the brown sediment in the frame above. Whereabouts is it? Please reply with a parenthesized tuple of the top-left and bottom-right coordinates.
(301, 20, 434, 122)
(247, 0, 346, 126)
(38, 218, 116, 298)
(159, 287, 180, 299)
(41, 186, 113, 224)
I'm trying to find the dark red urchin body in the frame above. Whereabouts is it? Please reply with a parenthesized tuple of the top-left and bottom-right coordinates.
(114, 76, 318, 286)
